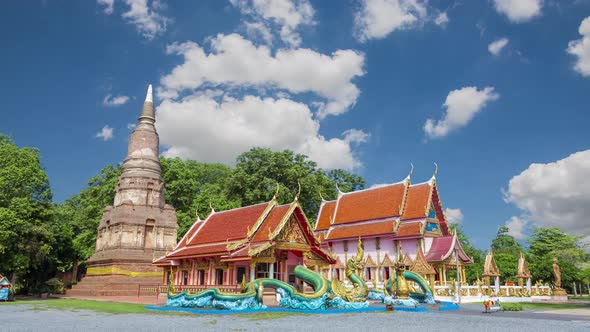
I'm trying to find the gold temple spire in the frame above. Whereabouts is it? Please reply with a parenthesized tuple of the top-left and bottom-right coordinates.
(272, 182, 280, 200)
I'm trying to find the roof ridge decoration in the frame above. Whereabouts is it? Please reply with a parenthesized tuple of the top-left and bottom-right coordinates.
(365, 254, 377, 267)
(410, 245, 435, 275)
(333, 256, 345, 268)
(225, 200, 277, 251)
(396, 176, 412, 230)
(483, 249, 500, 277)
(267, 200, 300, 242)
(405, 163, 414, 182)
(517, 252, 531, 278)
(432, 162, 438, 181)
(402, 252, 414, 266)
(381, 253, 395, 267)
(295, 180, 302, 201)
(273, 182, 280, 200)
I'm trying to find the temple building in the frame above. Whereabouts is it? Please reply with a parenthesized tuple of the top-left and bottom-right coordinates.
(313, 169, 472, 287)
(69, 85, 178, 296)
(154, 196, 333, 287)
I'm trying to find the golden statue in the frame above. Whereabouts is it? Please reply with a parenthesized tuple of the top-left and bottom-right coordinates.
(552, 257, 561, 288)
(331, 238, 368, 302)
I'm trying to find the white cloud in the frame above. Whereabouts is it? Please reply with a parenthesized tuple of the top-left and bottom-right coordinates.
(567, 16, 590, 77)
(488, 37, 509, 56)
(122, 0, 170, 39)
(156, 93, 367, 169)
(354, 0, 427, 42)
(102, 94, 130, 106)
(127, 123, 137, 130)
(231, 0, 315, 47)
(97, 0, 170, 39)
(493, 0, 542, 23)
(434, 12, 449, 27)
(504, 149, 590, 239)
(444, 208, 464, 224)
(95, 125, 114, 141)
(98, 0, 115, 14)
(245, 21, 274, 45)
(424, 86, 499, 139)
(504, 216, 529, 240)
(159, 33, 365, 118)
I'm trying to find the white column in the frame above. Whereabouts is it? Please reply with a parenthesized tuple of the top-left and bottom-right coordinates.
(250, 264, 255, 282)
(269, 262, 274, 279)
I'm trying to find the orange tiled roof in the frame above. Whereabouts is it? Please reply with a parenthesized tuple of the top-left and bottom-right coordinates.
(326, 220, 396, 240)
(188, 202, 270, 246)
(315, 200, 336, 231)
(176, 219, 204, 249)
(251, 204, 291, 243)
(167, 243, 230, 259)
(334, 183, 406, 225)
(396, 222, 423, 237)
(402, 182, 432, 220)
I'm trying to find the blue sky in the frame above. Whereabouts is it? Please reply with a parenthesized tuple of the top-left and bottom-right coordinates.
(1, 0, 589, 250)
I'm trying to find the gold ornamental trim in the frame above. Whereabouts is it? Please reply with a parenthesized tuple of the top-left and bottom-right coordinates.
(87, 267, 161, 277)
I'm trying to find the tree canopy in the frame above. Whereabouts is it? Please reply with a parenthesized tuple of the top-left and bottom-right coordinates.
(0, 134, 56, 292)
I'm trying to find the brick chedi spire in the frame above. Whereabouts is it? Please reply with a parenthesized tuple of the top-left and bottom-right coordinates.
(74, 85, 179, 297)
(114, 84, 165, 208)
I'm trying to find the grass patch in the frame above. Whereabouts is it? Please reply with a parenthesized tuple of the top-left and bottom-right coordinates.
(237, 311, 306, 320)
(0, 298, 149, 314)
(501, 303, 523, 311)
(519, 302, 589, 310)
(570, 296, 590, 301)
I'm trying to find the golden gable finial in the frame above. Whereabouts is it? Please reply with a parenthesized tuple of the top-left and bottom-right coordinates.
(406, 163, 414, 181)
(295, 179, 301, 201)
(432, 162, 438, 179)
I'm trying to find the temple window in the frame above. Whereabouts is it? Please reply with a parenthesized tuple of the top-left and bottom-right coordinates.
(236, 267, 246, 285)
(182, 270, 189, 285)
(366, 268, 372, 281)
(383, 267, 390, 281)
(215, 269, 224, 285)
(197, 270, 205, 285)
(256, 263, 269, 279)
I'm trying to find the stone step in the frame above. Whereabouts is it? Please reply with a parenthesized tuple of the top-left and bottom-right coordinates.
(66, 289, 139, 297)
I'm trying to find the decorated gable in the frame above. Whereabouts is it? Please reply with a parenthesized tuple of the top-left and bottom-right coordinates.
(276, 215, 308, 245)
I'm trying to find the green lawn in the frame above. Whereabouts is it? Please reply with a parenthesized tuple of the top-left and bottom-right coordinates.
(0, 298, 299, 319)
(0, 298, 150, 314)
(569, 296, 590, 301)
(517, 302, 587, 310)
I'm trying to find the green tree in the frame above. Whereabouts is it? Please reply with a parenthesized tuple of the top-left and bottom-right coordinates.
(160, 157, 238, 237)
(491, 226, 522, 256)
(0, 134, 55, 292)
(526, 227, 587, 292)
(488, 226, 522, 282)
(448, 223, 484, 283)
(225, 148, 365, 224)
(55, 164, 121, 264)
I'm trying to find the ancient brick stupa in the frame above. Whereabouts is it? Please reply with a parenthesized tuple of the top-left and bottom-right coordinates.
(69, 85, 178, 296)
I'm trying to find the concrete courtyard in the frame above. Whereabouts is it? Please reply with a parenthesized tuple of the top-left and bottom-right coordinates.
(2, 302, 590, 332)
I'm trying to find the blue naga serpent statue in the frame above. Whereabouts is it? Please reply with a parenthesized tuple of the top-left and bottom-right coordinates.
(166, 239, 434, 310)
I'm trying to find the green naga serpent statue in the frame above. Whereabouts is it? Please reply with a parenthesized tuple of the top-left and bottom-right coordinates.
(166, 238, 434, 310)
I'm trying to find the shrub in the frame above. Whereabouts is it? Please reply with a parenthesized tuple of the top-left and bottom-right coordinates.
(45, 278, 65, 294)
(501, 302, 523, 311)
(65, 280, 77, 289)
